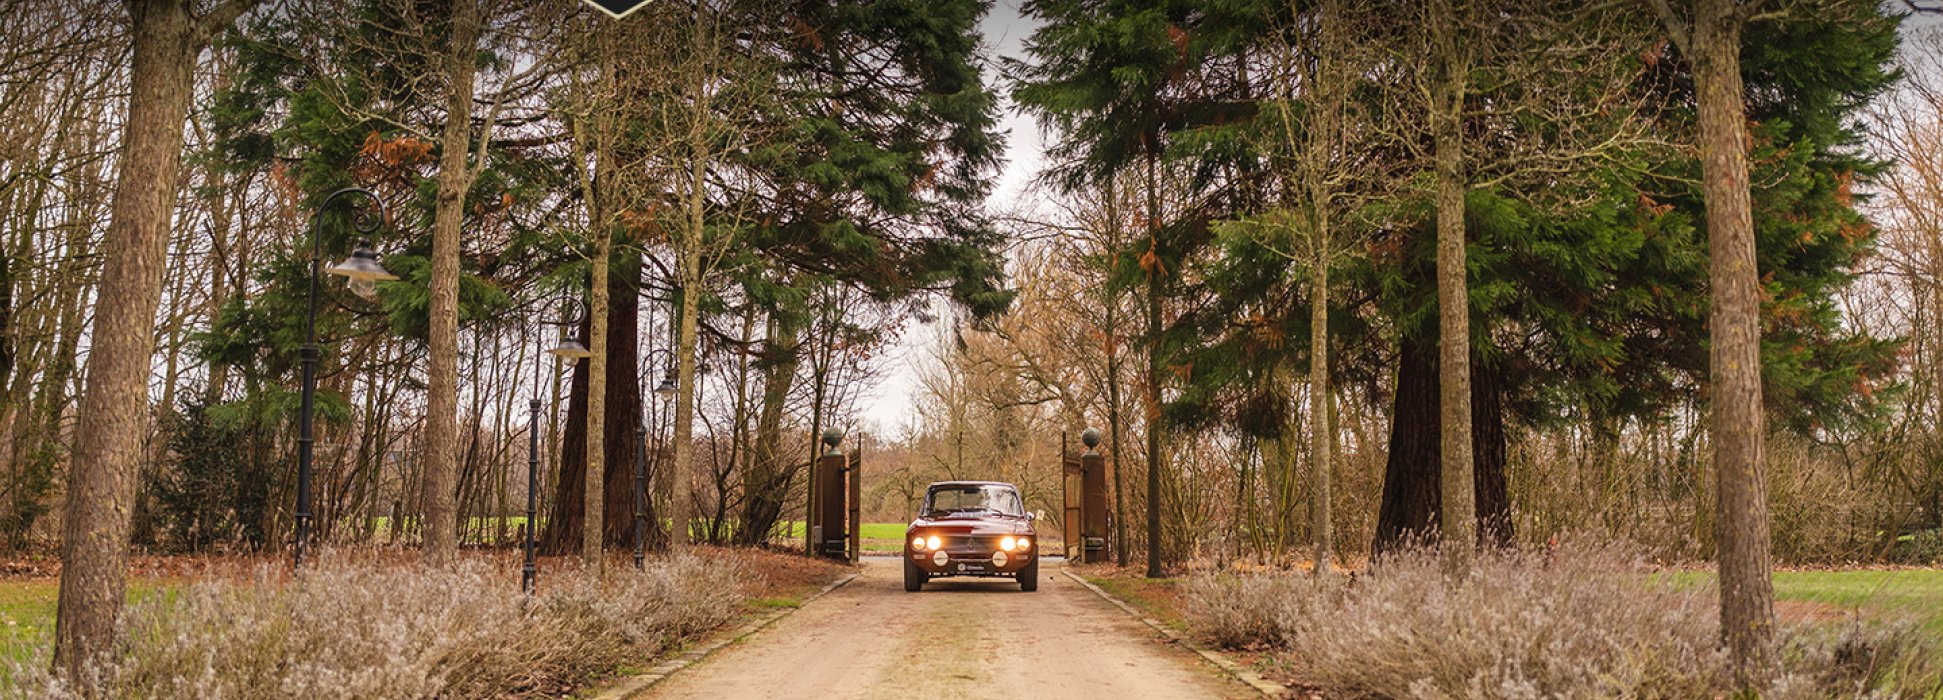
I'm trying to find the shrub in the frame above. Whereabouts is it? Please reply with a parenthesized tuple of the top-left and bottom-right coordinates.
(4, 552, 749, 699)
(1185, 539, 1943, 698)
(1892, 530, 1941, 565)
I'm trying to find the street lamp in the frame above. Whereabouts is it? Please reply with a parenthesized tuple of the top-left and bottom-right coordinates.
(525, 295, 592, 594)
(635, 350, 677, 567)
(547, 335, 593, 360)
(653, 365, 677, 397)
(296, 187, 397, 569)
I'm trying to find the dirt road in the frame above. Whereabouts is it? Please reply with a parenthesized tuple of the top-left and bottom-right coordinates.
(644, 557, 1253, 700)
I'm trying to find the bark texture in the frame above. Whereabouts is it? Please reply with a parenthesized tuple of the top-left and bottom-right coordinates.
(1372, 336, 1512, 556)
(670, 159, 703, 547)
(583, 229, 611, 567)
(1690, 0, 1777, 684)
(1308, 252, 1333, 574)
(420, 0, 482, 566)
(1429, 0, 1475, 573)
(1142, 151, 1166, 579)
(54, 0, 204, 677)
(540, 254, 646, 554)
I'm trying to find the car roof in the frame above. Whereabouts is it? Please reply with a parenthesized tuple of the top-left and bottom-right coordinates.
(926, 480, 1016, 489)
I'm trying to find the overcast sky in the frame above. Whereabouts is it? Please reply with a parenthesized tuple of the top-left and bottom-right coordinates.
(856, 1, 1044, 435)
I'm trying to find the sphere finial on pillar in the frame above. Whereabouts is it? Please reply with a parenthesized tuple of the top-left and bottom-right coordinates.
(821, 427, 844, 455)
(1080, 427, 1102, 452)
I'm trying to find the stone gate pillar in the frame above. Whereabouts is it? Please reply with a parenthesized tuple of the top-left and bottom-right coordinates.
(812, 428, 848, 560)
(1080, 428, 1110, 563)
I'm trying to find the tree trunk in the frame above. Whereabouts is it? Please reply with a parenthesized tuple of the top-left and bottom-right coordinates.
(733, 314, 799, 546)
(1472, 356, 1511, 547)
(1143, 150, 1166, 579)
(540, 253, 645, 554)
(53, 0, 204, 677)
(1429, 0, 1474, 574)
(1102, 175, 1131, 567)
(421, 0, 482, 566)
(1373, 336, 1510, 556)
(599, 253, 646, 548)
(1690, 0, 1777, 685)
(670, 193, 704, 549)
(1265, 363, 1301, 556)
(669, 4, 713, 550)
(583, 229, 611, 568)
(1308, 249, 1333, 574)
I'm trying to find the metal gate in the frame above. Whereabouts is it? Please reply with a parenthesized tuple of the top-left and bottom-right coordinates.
(1062, 433, 1084, 560)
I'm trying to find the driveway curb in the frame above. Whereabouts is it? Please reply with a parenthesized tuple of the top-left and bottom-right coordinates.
(591, 569, 862, 700)
(1061, 567, 1289, 698)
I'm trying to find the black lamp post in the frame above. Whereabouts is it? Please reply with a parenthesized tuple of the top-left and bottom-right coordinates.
(526, 296, 592, 593)
(295, 187, 398, 570)
(633, 352, 677, 568)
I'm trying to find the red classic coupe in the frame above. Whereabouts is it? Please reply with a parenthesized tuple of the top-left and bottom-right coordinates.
(903, 481, 1039, 592)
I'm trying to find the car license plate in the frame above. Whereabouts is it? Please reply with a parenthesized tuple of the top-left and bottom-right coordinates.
(956, 562, 988, 573)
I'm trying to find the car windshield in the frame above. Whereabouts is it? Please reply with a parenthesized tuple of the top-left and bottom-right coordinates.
(924, 485, 1024, 517)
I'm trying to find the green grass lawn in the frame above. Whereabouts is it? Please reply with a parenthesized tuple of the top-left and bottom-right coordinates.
(1772, 569, 1943, 632)
(0, 581, 178, 667)
(781, 521, 908, 540)
(1662, 568, 1943, 634)
(780, 522, 909, 552)
(0, 579, 57, 662)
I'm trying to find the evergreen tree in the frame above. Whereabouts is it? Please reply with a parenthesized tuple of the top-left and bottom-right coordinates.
(1013, 0, 1263, 576)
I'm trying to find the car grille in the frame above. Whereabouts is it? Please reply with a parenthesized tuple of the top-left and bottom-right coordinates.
(940, 535, 997, 551)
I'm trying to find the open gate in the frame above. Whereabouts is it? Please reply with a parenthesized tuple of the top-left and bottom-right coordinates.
(1062, 433, 1084, 560)
(1060, 429, 1111, 563)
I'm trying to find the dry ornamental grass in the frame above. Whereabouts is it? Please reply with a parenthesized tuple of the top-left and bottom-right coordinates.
(4, 552, 749, 699)
(1186, 539, 1943, 699)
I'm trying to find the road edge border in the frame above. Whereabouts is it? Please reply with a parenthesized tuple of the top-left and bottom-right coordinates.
(1060, 566, 1290, 698)
(590, 568, 863, 700)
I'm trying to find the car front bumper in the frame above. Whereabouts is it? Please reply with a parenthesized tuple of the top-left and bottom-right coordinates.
(908, 546, 1034, 577)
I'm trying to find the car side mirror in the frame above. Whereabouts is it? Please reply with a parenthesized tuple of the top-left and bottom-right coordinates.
(1027, 512, 1037, 521)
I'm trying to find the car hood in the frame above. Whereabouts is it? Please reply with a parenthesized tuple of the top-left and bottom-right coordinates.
(907, 516, 1035, 536)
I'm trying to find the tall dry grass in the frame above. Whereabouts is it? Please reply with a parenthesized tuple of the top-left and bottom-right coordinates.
(1187, 539, 1943, 699)
(5, 551, 748, 699)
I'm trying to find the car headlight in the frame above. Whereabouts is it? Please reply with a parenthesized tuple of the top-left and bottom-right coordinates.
(1018, 537, 1031, 551)
(911, 536, 925, 550)
(926, 535, 941, 551)
(1000, 536, 1017, 552)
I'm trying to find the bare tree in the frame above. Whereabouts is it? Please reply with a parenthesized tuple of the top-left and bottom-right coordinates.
(1250, 0, 1379, 572)
(663, 0, 771, 546)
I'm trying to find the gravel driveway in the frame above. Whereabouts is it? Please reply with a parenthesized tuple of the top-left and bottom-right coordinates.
(643, 556, 1254, 699)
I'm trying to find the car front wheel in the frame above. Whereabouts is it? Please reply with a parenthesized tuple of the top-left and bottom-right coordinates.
(1018, 557, 1039, 592)
(904, 558, 925, 592)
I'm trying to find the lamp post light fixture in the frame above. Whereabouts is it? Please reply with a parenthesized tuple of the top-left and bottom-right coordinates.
(295, 187, 397, 570)
(525, 295, 593, 594)
(653, 365, 677, 398)
(547, 336, 593, 361)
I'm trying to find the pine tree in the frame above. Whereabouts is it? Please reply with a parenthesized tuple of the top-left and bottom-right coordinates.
(1014, 0, 1265, 577)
